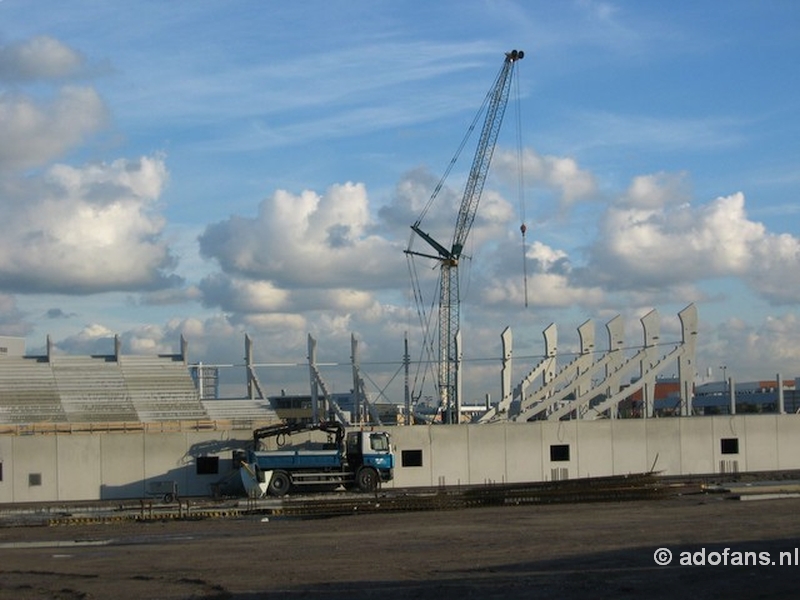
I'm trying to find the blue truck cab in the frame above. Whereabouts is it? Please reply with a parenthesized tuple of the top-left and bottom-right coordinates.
(346, 430, 395, 485)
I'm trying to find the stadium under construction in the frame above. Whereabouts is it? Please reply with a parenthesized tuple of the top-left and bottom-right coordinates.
(1, 303, 800, 504)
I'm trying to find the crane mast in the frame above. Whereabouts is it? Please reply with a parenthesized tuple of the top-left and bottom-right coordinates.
(408, 49, 523, 423)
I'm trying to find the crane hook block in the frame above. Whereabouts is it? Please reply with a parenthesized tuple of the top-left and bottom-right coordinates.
(506, 49, 524, 62)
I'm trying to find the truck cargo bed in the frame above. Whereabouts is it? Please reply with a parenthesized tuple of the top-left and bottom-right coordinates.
(251, 449, 343, 470)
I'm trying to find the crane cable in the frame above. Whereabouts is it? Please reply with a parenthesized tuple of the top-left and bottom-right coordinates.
(413, 80, 494, 228)
(513, 61, 529, 308)
(405, 254, 440, 400)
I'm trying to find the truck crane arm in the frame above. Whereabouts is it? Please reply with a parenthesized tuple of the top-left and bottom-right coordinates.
(252, 420, 345, 448)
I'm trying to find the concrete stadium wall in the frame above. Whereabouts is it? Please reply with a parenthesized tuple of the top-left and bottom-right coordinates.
(57, 434, 102, 501)
(0, 429, 251, 503)
(777, 418, 800, 470)
(386, 414, 800, 489)
(2, 415, 800, 503)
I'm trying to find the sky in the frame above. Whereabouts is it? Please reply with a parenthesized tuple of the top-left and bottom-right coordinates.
(1, 0, 799, 404)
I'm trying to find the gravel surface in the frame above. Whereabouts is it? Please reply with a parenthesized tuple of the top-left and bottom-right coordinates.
(1, 495, 799, 599)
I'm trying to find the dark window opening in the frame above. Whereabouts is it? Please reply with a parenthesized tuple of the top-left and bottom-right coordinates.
(720, 438, 739, 455)
(401, 449, 423, 467)
(550, 444, 570, 462)
(196, 456, 219, 475)
(0, 461, 3, 482)
(29, 473, 42, 487)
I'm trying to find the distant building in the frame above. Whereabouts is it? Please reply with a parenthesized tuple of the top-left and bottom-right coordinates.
(0, 336, 25, 358)
(623, 377, 800, 416)
(268, 390, 400, 425)
(692, 378, 800, 414)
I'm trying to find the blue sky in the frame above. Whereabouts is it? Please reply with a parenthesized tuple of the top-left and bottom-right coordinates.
(1, 1, 799, 402)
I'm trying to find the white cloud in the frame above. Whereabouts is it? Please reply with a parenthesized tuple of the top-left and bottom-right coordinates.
(701, 313, 800, 381)
(379, 166, 464, 245)
(380, 166, 516, 267)
(580, 173, 800, 304)
(494, 147, 597, 208)
(199, 182, 403, 290)
(0, 155, 180, 293)
(0, 36, 180, 297)
(199, 274, 292, 313)
(54, 315, 244, 365)
(481, 240, 604, 309)
(54, 323, 116, 355)
(620, 171, 690, 210)
(746, 231, 800, 305)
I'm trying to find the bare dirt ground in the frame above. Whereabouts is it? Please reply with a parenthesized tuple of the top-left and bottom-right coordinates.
(1, 495, 799, 599)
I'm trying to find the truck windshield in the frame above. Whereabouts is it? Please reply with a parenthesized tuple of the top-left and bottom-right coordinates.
(370, 433, 389, 452)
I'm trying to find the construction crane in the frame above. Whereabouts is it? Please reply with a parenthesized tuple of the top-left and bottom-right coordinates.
(406, 49, 524, 424)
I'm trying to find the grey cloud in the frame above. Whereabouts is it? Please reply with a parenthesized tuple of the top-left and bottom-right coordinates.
(46, 308, 77, 319)
(0, 36, 85, 82)
(0, 86, 108, 170)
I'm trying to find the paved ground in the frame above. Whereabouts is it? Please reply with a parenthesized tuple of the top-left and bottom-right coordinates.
(1, 494, 799, 599)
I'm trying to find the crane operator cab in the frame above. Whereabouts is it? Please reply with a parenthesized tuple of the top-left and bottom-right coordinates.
(345, 430, 395, 492)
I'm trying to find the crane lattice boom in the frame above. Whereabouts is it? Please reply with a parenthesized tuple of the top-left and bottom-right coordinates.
(407, 49, 523, 423)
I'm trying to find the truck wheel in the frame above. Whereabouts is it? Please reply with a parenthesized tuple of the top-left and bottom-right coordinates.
(356, 467, 378, 493)
(268, 471, 291, 497)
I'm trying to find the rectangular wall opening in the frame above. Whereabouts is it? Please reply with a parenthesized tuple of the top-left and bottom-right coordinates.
(401, 449, 424, 467)
(550, 444, 570, 462)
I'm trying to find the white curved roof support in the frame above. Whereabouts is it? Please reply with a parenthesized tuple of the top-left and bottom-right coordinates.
(480, 323, 558, 423)
(677, 303, 698, 416)
(498, 304, 698, 423)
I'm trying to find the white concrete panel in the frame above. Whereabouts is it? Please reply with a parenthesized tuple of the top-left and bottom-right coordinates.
(777, 415, 800, 470)
(609, 419, 648, 475)
(744, 416, 779, 472)
(575, 420, 613, 479)
(678, 417, 715, 475)
(540, 420, 578, 480)
(388, 425, 433, 488)
(11, 436, 58, 503)
(645, 418, 681, 476)
(100, 433, 145, 499)
(712, 416, 748, 473)
(0, 436, 12, 503)
(467, 424, 507, 484)
(56, 435, 101, 501)
(429, 425, 469, 487)
(144, 432, 191, 498)
(504, 422, 544, 483)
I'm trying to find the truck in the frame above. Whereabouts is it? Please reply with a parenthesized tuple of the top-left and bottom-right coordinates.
(239, 421, 395, 497)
